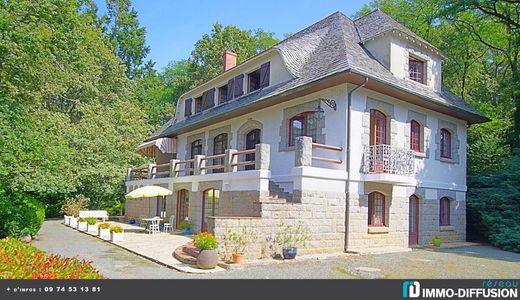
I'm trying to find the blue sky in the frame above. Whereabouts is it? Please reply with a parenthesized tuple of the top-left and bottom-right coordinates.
(95, 0, 371, 70)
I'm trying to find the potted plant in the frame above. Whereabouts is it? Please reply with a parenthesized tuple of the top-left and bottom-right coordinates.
(275, 221, 310, 259)
(18, 228, 32, 243)
(98, 222, 111, 239)
(60, 195, 89, 226)
(432, 236, 442, 247)
(86, 217, 98, 234)
(178, 220, 190, 235)
(110, 225, 124, 242)
(77, 218, 87, 231)
(228, 227, 257, 264)
(194, 232, 218, 269)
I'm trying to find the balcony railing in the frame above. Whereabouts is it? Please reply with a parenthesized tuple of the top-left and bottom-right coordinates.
(362, 144, 414, 175)
(127, 143, 270, 181)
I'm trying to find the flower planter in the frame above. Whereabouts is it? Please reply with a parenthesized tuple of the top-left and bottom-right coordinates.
(282, 247, 297, 259)
(196, 249, 218, 269)
(63, 215, 70, 225)
(111, 232, 124, 242)
(232, 253, 246, 264)
(87, 224, 98, 234)
(99, 228, 111, 239)
(181, 229, 190, 235)
(69, 217, 78, 228)
(77, 221, 87, 231)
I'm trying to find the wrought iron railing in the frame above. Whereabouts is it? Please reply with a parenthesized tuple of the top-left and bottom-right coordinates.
(362, 144, 414, 175)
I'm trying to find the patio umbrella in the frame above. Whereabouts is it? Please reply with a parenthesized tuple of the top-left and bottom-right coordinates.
(125, 185, 173, 199)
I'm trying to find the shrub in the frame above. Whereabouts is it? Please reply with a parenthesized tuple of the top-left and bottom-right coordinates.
(78, 218, 86, 222)
(275, 221, 310, 249)
(178, 220, 190, 230)
(0, 238, 104, 279)
(60, 194, 89, 217)
(98, 223, 110, 229)
(85, 217, 97, 225)
(0, 189, 45, 238)
(110, 225, 123, 233)
(194, 232, 218, 250)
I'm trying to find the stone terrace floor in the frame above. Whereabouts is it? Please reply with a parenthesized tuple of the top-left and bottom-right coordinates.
(33, 220, 520, 279)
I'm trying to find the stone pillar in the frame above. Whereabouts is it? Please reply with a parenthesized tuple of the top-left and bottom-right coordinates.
(169, 159, 180, 177)
(147, 163, 156, 179)
(127, 168, 133, 181)
(255, 143, 270, 170)
(295, 136, 312, 167)
(225, 149, 238, 173)
(194, 155, 206, 175)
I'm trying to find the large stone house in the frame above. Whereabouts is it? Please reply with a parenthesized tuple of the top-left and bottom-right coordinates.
(125, 10, 487, 256)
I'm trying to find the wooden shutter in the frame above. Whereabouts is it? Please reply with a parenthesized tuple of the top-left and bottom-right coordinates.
(260, 62, 270, 88)
(234, 74, 244, 97)
(227, 78, 234, 100)
(184, 98, 193, 117)
(202, 88, 215, 110)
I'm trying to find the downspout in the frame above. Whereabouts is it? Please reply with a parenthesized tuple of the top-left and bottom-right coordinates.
(345, 77, 368, 252)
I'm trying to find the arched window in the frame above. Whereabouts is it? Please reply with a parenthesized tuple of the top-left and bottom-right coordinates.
(190, 139, 203, 175)
(439, 197, 451, 226)
(440, 128, 451, 158)
(245, 129, 261, 170)
(289, 111, 317, 146)
(410, 120, 421, 152)
(368, 192, 385, 226)
(370, 109, 387, 145)
(212, 133, 228, 173)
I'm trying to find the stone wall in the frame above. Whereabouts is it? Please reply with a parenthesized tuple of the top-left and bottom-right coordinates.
(210, 190, 346, 259)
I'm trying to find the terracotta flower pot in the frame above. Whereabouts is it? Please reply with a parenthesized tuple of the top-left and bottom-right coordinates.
(197, 249, 218, 269)
(232, 253, 246, 264)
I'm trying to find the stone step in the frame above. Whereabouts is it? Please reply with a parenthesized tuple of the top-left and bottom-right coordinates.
(268, 181, 293, 202)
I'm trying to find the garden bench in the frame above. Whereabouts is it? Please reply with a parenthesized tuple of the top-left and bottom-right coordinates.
(78, 210, 108, 222)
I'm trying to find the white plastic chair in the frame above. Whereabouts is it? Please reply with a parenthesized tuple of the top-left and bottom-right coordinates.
(148, 217, 160, 234)
(163, 215, 175, 233)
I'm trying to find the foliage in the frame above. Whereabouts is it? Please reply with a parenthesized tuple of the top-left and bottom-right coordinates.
(60, 194, 90, 217)
(193, 232, 218, 250)
(178, 220, 190, 230)
(98, 222, 111, 229)
(19, 228, 31, 237)
(274, 222, 310, 249)
(467, 150, 520, 253)
(78, 218, 86, 223)
(109, 225, 124, 233)
(0, 238, 104, 279)
(0, 188, 45, 238)
(432, 236, 442, 247)
(220, 227, 257, 260)
(85, 217, 97, 226)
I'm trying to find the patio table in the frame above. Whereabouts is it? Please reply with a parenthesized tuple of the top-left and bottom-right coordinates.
(141, 218, 163, 233)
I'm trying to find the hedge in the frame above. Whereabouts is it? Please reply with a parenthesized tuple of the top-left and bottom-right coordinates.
(0, 188, 45, 238)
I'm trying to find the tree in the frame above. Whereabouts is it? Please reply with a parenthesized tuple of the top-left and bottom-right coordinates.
(102, 0, 151, 79)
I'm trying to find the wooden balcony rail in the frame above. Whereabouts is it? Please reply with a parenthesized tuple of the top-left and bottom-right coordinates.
(231, 148, 256, 168)
(232, 149, 256, 156)
(312, 142, 343, 152)
(311, 142, 343, 164)
(201, 153, 225, 161)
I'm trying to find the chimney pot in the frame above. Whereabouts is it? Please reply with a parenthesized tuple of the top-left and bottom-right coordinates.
(223, 51, 237, 71)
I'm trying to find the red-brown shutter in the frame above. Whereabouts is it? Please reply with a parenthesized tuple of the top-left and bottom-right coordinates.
(260, 62, 270, 88)
(184, 98, 193, 117)
(234, 74, 244, 97)
(227, 78, 234, 100)
(202, 88, 215, 110)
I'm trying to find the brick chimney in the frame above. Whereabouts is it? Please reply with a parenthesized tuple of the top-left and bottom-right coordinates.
(223, 51, 237, 71)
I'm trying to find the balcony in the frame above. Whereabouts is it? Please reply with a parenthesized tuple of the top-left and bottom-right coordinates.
(362, 144, 415, 185)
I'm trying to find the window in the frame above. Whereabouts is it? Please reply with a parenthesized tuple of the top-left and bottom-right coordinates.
(176, 189, 189, 228)
(194, 96, 203, 114)
(190, 139, 203, 175)
(440, 128, 452, 159)
(218, 85, 228, 104)
(370, 109, 388, 145)
(368, 192, 385, 226)
(439, 197, 450, 226)
(248, 69, 261, 93)
(409, 57, 425, 84)
(184, 98, 192, 117)
(410, 120, 421, 152)
(245, 129, 261, 170)
(289, 112, 317, 146)
(212, 133, 227, 173)
(202, 188, 220, 232)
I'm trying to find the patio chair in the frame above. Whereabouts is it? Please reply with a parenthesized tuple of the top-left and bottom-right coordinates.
(148, 217, 160, 234)
(163, 215, 175, 233)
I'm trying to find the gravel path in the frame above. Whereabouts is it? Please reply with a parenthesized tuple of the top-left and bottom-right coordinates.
(32, 220, 520, 279)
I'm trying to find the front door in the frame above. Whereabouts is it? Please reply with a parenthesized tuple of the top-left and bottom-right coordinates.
(245, 129, 261, 170)
(176, 189, 189, 227)
(409, 195, 419, 246)
(201, 189, 219, 232)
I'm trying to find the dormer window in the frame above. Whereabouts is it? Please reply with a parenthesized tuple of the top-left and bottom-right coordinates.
(218, 85, 228, 104)
(194, 96, 203, 114)
(248, 69, 261, 93)
(409, 56, 425, 84)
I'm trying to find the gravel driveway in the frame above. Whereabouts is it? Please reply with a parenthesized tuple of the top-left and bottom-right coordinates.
(33, 220, 520, 279)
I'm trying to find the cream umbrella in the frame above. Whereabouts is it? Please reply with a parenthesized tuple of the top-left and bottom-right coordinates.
(125, 186, 173, 218)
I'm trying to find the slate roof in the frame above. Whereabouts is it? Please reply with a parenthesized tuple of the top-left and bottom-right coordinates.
(152, 10, 487, 140)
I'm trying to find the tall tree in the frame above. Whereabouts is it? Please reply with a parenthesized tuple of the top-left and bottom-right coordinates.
(102, 0, 150, 79)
